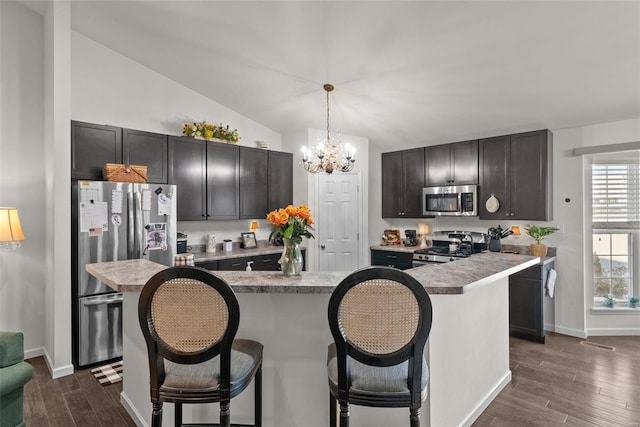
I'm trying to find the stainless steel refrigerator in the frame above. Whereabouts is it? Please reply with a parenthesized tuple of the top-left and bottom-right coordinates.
(72, 180, 177, 368)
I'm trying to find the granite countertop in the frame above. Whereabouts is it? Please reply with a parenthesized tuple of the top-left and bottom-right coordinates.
(86, 252, 539, 295)
(189, 245, 298, 263)
(370, 245, 419, 253)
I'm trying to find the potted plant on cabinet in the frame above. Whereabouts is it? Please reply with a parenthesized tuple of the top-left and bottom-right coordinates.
(628, 295, 639, 308)
(524, 225, 558, 257)
(603, 294, 616, 308)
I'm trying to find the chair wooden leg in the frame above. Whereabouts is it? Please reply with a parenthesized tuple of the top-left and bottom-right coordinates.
(339, 401, 349, 427)
(220, 401, 231, 427)
(410, 407, 420, 427)
(255, 366, 262, 427)
(175, 402, 182, 427)
(151, 402, 163, 427)
(329, 392, 337, 427)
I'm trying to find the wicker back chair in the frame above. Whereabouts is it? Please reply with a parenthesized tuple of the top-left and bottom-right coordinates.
(138, 266, 263, 427)
(327, 266, 433, 427)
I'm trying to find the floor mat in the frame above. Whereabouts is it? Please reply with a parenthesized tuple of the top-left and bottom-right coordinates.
(90, 360, 123, 385)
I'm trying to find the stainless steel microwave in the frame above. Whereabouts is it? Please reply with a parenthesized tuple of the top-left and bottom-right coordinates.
(423, 185, 478, 216)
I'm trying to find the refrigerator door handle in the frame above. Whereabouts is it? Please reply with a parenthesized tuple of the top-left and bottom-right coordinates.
(82, 294, 124, 306)
(127, 190, 134, 259)
(133, 190, 144, 259)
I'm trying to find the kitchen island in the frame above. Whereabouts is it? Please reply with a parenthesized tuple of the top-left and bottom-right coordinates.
(87, 252, 539, 427)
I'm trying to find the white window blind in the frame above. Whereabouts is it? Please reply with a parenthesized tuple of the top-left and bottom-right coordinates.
(592, 160, 640, 228)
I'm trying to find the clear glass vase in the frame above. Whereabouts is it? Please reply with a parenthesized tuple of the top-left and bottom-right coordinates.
(280, 238, 303, 276)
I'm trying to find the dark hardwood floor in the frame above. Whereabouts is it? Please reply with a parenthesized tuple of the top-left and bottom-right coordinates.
(474, 333, 640, 427)
(23, 333, 639, 426)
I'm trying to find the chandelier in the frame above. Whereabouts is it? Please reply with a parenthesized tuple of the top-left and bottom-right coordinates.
(301, 84, 355, 174)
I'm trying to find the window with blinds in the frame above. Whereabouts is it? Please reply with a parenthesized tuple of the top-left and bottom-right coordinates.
(591, 154, 639, 302)
(592, 161, 640, 228)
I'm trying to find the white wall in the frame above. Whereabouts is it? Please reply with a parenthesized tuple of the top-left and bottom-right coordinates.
(553, 118, 640, 336)
(71, 31, 284, 247)
(0, 1, 47, 359)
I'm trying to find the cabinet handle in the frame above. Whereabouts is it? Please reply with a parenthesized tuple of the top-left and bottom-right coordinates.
(321, 244, 325, 249)
(386, 255, 397, 259)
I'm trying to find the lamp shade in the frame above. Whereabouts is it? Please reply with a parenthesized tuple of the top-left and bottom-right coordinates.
(0, 207, 25, 242)
(250, 220, 259, 232)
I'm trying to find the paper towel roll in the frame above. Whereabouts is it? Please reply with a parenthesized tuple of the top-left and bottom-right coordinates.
(546, 268, 557, 298)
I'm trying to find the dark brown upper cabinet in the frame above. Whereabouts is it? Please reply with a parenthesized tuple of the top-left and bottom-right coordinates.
(123, 128, 168, 183)
(381, 147, 426, 218)
(71, 121, 168, 183)
(168, 136, 207, 221)
(207, 142, 240, 220)
(71, 121, 122, 180)
(268, 151, 293, 212)
(425, 140, 478, 186)
(239, 147, 268, 219)
(479, 129, 553, 221)
(168, 136, 240, 221)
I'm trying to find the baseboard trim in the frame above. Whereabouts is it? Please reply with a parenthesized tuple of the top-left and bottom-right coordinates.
(121, 391, 148, 427)
(585, 328, 640, 336)
(24, 346, 45, 360)
(553, 325, 587, 339)
(460, 370, 512, 427)
(43, 348, 74, 379)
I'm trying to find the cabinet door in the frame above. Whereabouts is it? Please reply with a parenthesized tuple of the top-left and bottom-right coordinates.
(451, 140, 478, 185)
(207, 142, 239, 220)
(268, 151, 293, 211)
(479, 135, 510, 220)
(239, 147, 269, 219)
(402, 148, 426, 217)
(252, 253, 281, 271)
(123, 128, 168, 184)
(169, 136, 207, 221)
(195, 260, 218, 271)
(71, 121, 122, 180)
(509, 276, 543, 338)
(425, 144, 451, 186)
(381, 151, 404, 218)
(509, 130, 552, 220)
(218, 256, 252, 271)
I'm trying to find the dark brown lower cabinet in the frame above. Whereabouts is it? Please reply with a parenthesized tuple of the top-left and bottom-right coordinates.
(196, 250, 306, 272)
(218, 257, 252, 271)
(509, 261, 555, 343)
(370, 249, 413, 270)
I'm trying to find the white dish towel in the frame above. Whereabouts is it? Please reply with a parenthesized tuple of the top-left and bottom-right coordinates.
(546, 268, 557, 298)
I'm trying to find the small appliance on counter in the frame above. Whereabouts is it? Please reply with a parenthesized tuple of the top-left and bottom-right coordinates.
(177, 232, 188, 254)
(412, 230, 488, 266)
(404, 230, 418, 246)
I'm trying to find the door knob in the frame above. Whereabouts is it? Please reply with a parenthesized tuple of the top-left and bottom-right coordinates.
(321, 244, 325, 250)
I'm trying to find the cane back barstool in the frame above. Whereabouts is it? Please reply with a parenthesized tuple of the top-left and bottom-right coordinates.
(138, 266, 263, 427)
(327, 266, 433, 427)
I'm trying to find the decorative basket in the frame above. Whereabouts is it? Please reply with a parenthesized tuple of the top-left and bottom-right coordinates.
(102, 163, 147, 183)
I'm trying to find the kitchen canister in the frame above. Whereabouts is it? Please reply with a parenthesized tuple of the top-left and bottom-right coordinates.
(223, 239, 233, 251)
(206, 234, 216, 253)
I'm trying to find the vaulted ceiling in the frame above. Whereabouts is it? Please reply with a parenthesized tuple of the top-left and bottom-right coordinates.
(23, 1, 640, 148)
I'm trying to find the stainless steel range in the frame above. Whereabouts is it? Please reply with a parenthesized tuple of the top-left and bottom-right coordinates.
(412, 230, 488, 267)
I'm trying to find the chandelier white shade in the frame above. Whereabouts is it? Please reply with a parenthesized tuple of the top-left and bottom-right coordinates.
(301, 84, 355, 174)
(0, 207, 25, 250)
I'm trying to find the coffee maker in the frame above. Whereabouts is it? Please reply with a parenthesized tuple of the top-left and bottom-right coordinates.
(404, 230, 418, 246)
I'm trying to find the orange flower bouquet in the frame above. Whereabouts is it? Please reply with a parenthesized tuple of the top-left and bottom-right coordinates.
(267, 204, 315, 245)
(267, 204, 314, 275)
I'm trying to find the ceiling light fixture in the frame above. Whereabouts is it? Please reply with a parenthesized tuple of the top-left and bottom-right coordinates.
(301, 84, 355, 174)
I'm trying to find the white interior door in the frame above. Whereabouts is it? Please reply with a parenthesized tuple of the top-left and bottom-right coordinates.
(317, 173, 360, 272)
